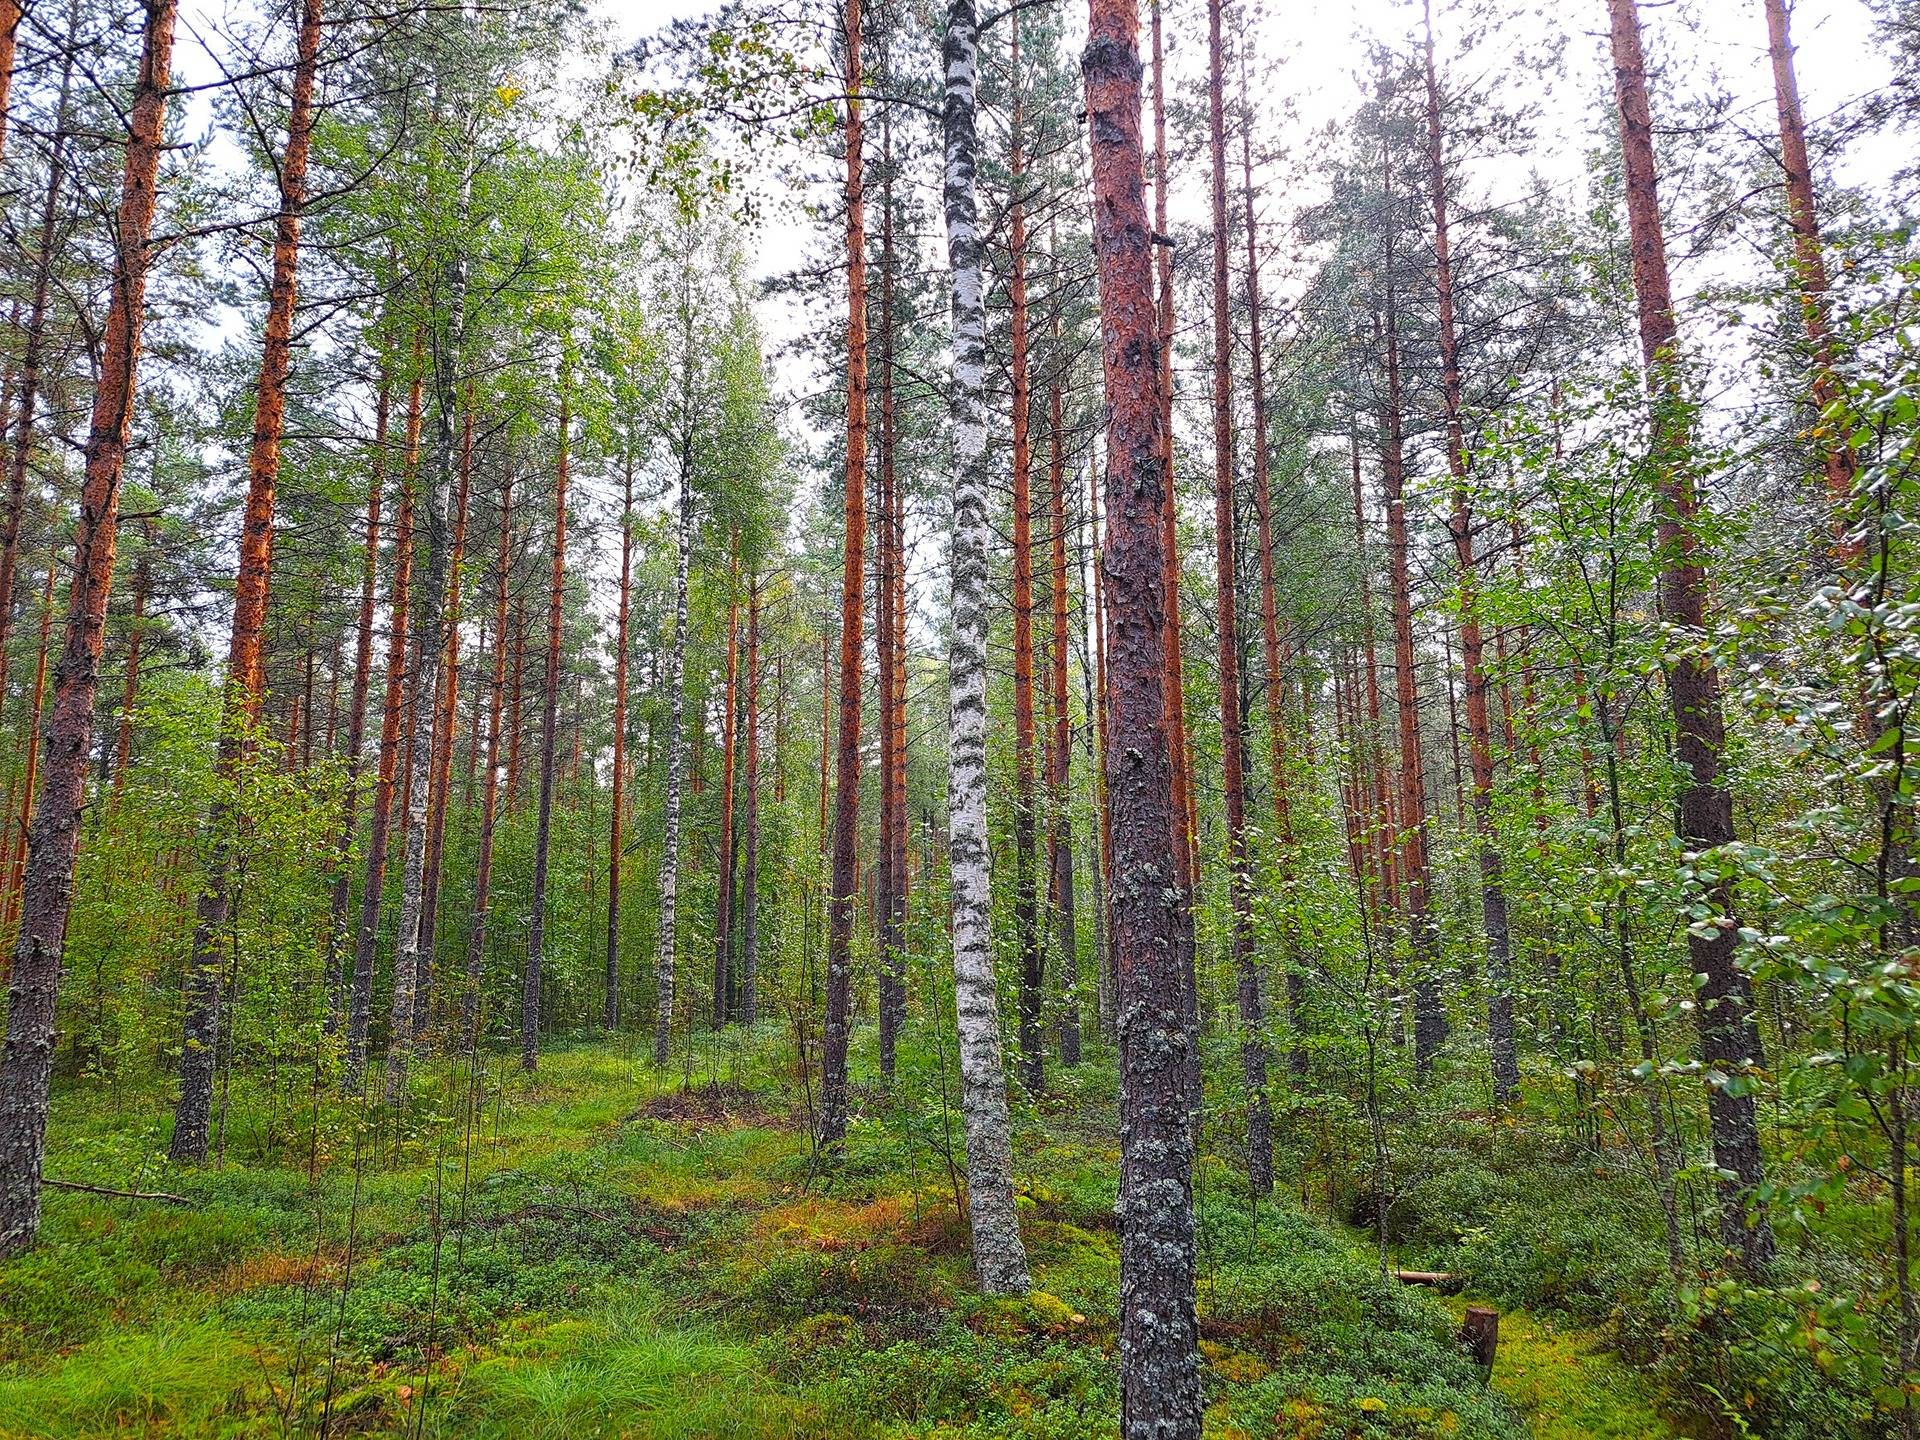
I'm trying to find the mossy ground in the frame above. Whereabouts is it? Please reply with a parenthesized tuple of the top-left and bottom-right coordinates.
(0, 1030, 1661, 1438)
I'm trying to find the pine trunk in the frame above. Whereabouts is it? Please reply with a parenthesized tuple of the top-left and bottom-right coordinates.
(1607, 0, 1774, 1274)
(171, 0, 323, 1161)
(819, 0, 867, 1150)
(0, 0, 178, 1257)
(1086, 0, 1202, 1428)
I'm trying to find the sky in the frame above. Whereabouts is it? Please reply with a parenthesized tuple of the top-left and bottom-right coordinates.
(152, 0, 1905, 639)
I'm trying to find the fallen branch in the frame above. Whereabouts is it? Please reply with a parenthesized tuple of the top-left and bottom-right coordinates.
(1392, 1269, 1458, 1288)
(44, 1178, 196, 1206)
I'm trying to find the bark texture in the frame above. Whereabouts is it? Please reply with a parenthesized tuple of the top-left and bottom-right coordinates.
(0, 0, 178, 1257)
(1607, 0, 1774, 1274)
(1085, 0, 1202, 1430)
(942, 0, 1031, 1298)
(653, 448, 693, 1065)
(819, 0, 867, 1150)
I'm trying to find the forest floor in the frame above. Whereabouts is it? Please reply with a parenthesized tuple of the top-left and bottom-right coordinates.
(0, 1033, 1687, 1438)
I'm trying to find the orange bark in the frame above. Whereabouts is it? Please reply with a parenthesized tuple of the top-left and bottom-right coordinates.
(818, 0, 866, 1148)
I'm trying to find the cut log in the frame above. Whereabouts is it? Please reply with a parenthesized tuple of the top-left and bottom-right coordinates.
(1392, 1269, 1457, 1288)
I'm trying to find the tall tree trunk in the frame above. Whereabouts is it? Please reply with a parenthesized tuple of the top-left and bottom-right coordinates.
(876, 90, 906, 1077)
(607, 455, 633, 1031)
(819, 0, 867, 1150)
(653, 448, 693, 1065)
(1208, 0, 1272, 1191)
(171, 0, 323, 1160)
(1241, 53, 1303, 1079)
(1607, 0, 1774, 1274)
(347, 361, 421, 1089)
(413, 401, 471, 1036)
(325, 381, 387, 1032)
(1423, 1, 1515, 1104)
(1086, 0, 1202, 1429)
(1379, 160, 1445, 1075)
(1762, 0, 1854, 535)
(941, 0, 1030, 1297)
(0, 0, 178, 1257)
(1046, 280, 1078, 1068)
(521, 370, 569, 1074)
(386, 137, 473, 1103)
(464, 467, 512, 1050)
(742, 570, 761, 1026)
(714, 547, 740, 1027)
(1008, 24, 1043, 1098)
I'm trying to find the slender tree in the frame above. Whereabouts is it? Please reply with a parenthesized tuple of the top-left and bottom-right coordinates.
(1009, 20, 1044, 1097)
(347, 359, 422, 1089)
(741, 569, 762, 1025)
(607, 453, 634, 1030)
(941, 0, 1031, 1296)
(522, 369, 570, 1073)
(1379, 149, 1445, 1075)
(1045, 270, 1078, 1068)
(818, 0, 867, 1149)
(414, 401, 475, 1034)
(464, 465, 513, 1050)
(1208, 0, 1272, 1190)
(1423, 0, 1516, 1103)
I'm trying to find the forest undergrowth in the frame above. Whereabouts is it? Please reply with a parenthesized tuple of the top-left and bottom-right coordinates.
(0, 1023, 1691, 1440)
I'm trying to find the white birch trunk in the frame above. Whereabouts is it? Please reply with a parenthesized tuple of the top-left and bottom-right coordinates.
(943, 0, 1030, 1297)
(653, 455, 693, 1065)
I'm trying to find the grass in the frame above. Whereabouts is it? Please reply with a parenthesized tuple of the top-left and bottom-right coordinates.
(1443, 1299, 1685, 1440)
(0, 1030, 1583, 1438)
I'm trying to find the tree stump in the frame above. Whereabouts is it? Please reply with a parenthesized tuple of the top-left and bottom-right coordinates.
(1459, 1305, 1499, 1372)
